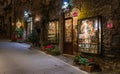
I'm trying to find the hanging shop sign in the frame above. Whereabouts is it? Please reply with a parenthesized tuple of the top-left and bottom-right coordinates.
(71, 8, 80, 17)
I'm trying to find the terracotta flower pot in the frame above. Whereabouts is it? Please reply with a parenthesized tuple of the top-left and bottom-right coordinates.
(80, 64, 94, 72)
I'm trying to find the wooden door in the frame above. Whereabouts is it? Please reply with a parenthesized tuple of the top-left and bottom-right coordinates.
(63, 18, 73, 54)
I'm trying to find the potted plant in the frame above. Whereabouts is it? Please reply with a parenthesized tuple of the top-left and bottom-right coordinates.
(12, 27, 23, 42)
(79, 57, 95, 72)
(44, 44, 61, 56)
(74, 55, 82, 65)
(74, 55, 95, 72)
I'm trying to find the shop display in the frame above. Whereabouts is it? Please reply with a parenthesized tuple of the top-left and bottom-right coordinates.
(78, 17, 101, 54)
(48, 21, 59, 43)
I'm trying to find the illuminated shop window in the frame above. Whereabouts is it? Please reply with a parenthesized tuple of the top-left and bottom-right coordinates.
(78, 16, 101, 54)
(48, 21, 59, 43)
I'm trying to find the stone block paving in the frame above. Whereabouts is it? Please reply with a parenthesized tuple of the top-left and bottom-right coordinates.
(0, 40, 88, 74)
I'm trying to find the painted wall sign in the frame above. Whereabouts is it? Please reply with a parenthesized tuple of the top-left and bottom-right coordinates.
(107, 19, 113, 29)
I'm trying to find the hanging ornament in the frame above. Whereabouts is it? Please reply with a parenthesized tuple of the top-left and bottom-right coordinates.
(107, 19, 113, 29)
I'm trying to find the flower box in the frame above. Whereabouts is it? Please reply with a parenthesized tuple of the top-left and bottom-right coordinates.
(74, 55, 96, 72)
(80, 64, 94, 72)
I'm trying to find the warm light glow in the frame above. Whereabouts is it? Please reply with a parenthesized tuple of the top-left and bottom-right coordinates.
(12, 22, 14, 26)
(78, 17, 101, 54)
(16, 20, 22, 28)
(35, 15, 40, 22)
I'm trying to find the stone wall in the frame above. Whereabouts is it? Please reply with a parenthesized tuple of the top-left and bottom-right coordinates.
(49, 0, 61, 20)
(71, 0, 120, 72)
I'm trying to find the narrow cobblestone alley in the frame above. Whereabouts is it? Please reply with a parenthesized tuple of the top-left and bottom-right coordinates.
(0, 40, 88, 74)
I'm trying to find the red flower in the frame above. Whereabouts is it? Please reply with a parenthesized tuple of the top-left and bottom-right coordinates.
(88, 59, 93, 62)
(45, 45, 52, 49)
(17, 38, 23, 40)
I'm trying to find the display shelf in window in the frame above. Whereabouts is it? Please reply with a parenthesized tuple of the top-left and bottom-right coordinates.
(78, 16, 102, 54)
(48, 20, 59, 43)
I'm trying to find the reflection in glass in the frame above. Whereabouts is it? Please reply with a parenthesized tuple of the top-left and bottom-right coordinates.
(65, 19, 72, 42)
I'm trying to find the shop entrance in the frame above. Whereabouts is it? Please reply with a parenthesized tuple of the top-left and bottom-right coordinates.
(63, 18, 78, 55)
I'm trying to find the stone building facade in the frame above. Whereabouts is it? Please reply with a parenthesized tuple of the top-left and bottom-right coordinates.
(0, 0, 13, 39)
(46, 0, 120, 73)
(1, 0, 119, 73)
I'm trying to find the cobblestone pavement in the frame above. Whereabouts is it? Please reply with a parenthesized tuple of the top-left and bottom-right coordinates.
(0, 40, 89, 74)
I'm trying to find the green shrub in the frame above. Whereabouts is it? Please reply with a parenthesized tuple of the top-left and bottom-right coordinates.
(45, 45, 61, 56)
(74, 55, 82, 62)
(46, 48, 52, 53)
(74, 55, 95, 66)
(27, 29, 39, 46)
(50, 48, 61, 56)
(14, 27, 23, 38)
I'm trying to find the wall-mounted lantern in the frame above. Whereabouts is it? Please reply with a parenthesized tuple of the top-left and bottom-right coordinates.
(24, 10, 31, 20)
(61, 0, 71, 12)
(24, 10, 29, 18)
(12, 22, 14, 26)
(34, 15, 40, 22)
(62, 1, 69, 9)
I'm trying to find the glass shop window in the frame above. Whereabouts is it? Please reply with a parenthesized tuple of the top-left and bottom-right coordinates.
(48, 21, 59, 43)
(78, 16, 101, 54)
